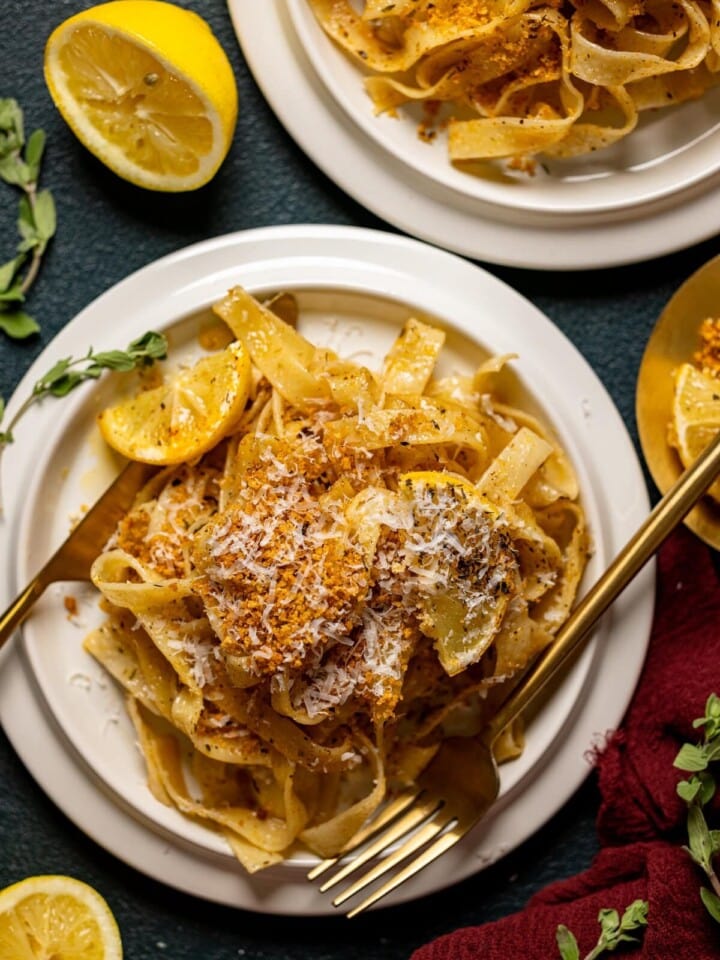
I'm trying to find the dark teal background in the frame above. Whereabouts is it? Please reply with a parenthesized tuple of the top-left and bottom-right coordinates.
(1, 3, 718, 958)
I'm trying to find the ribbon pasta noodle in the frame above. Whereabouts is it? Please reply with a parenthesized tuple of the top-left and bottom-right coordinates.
(85, 287, 588, 872)
(304, 0, 720, 164)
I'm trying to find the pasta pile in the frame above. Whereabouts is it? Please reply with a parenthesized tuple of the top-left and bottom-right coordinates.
(305, 0, 720, 164)
(86, 287, 588, 871)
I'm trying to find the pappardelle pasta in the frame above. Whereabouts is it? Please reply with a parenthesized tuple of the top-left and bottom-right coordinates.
(86, 287, 589, 871)
(304, 0, 720, 166)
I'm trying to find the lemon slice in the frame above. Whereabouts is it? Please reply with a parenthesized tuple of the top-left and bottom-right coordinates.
(0, 875, 122, 960)
(98, 342, 252, 464)
(398, 471, 519, 676)
(44, 0, 238, 191)
(669, 362, 720, 502)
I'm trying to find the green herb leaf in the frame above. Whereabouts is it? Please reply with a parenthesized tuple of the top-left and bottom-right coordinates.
(0, 257, 20, 292)
(677, 777, 702, 804)
(556, 925, 580, 960)
(33, 189, 56, 242)
(701, 887, 720, 923)
(0, 284, 24, 304)
(674, 743, 709, 772)
(687, 805, 714, 870)
(24, 129, 45, 180)
(597, 908, 620, 941)
(128, 330, 168, 361)
(0, 309, 39, 339)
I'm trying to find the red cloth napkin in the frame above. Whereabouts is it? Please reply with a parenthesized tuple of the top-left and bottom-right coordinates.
(411, 527, 720, 960)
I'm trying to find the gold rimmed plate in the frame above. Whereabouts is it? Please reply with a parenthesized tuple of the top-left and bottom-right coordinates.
(637, 253, 720, 551)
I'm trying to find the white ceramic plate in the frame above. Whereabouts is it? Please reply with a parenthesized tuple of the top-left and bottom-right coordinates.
(0, 226, 653, 914)
(228, 0, 720, 269)
(287, 0, 720, 217)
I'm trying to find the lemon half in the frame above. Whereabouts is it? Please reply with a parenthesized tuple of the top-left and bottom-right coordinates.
(44, 0, 238, 191)
(0, 875, 122, 960)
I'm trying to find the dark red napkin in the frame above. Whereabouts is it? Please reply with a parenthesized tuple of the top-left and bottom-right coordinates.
(411, 527, 720, 960)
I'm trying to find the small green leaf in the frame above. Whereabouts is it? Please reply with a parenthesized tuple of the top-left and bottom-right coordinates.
(674, 743, 709, 772)
(556, 925, 580, 960)
(0, 154, 29, 186)
(677, 777, 702, 803)
(0, 309, 39, 339)
(128, 330, 168, 360)
(24, 129, 45, 179)
(620, 899, 648, 927)
(700, 887, 720, 924)
(0, 284, 24, 304)
(687, 805, 713, 869)
(0, 98, 23, 146)
(33, 189, 56, 241)
(699, 771, 716, 806)
(46, 370, 89, 397)
(35, 357, 72, 391)
(89, 349, 139, 371)
(0, 257, 20, 292)
(17, 194, 37, 242)
(597, 908, 620, 941)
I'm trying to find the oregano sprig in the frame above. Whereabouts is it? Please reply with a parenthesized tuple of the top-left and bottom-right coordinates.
(556, 900, 649, 960)
(0, 331, 168, 453)
(674, 692, 720, 923)
(0, 97, 56, 339)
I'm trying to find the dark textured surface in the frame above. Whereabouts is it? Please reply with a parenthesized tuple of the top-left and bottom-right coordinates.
(1, 2, 719, 958)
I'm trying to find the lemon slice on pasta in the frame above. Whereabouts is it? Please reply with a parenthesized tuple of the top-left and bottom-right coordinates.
(398, 471, 520, 676)
(98, 341, 251, 464)
(0, 875, 122, 960)
(669, 362, 720, 502)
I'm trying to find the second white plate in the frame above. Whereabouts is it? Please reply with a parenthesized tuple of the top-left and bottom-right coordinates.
(229, 0, 720, 269)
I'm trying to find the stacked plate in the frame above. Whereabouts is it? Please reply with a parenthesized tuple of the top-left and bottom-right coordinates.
(227, 0, 720, 270)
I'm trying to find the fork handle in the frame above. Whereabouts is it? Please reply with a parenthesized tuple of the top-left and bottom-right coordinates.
(487, 430, 720, 743)
(0, 576, 47, 652)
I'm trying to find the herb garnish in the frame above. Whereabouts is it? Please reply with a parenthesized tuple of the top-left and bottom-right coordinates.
(556, 900, 649, 960)
(0, 331, 168, 453)
(674, 692, 720, 923)
(0, 97, 55, 339)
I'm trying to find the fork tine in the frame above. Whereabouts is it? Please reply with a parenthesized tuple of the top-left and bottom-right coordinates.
(318, 793, 443, 892)
(345, 828, 468, 918)
(307, 785, 422, 881)
(331, 811, 452, 908)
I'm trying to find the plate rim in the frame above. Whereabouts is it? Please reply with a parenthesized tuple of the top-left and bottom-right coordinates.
(228, 0, 720, 270)
(0, 224, 655, 914)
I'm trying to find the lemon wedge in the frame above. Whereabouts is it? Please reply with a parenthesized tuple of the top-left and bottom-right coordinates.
(0, 875, 122, 960)
(398, 471, 519, 676)
(98, 342, 251, 465)
(44, 0, 238, 191)
(669, 362, 720, 502)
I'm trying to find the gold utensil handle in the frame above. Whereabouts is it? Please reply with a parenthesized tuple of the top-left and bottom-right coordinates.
(489, 431, 720, 741)
(0, 576, 47, 651)
(0, 460, 153, 654)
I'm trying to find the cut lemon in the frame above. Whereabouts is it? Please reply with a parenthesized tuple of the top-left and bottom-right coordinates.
(669, 362, 720, 502)
(44, 0, 238, 191)
(98, 341, 252, 464)
(0, 875, 122, 960)
(398, 471, 519, 676)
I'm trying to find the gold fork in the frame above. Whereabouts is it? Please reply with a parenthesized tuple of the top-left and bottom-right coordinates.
(308, 430, 720, 917)
(0, 460, 155, 650)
